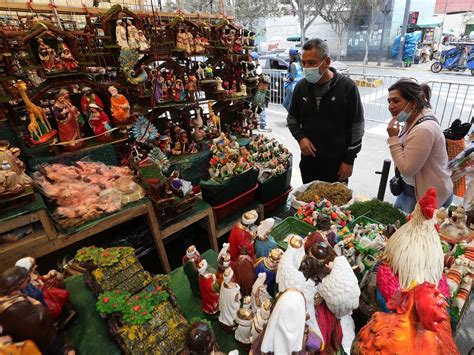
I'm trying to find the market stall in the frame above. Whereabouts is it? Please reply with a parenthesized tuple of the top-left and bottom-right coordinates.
(0, 3, 472, 355)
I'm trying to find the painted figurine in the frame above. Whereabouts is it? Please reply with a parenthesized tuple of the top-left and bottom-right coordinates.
(88, 103, 112, 142)
(176, 28, 187, 52)
(253, 289, 323, 354)
(254, 248, 283, 297)
(0, 141, 32, 197)
(52, 89, 84, 151)
(233, 249, 256, 297)
(228, 210, 258, 262)
(108, 86, 131, 125)
(126, 20, 139, 49)
(254, 218, 276, 259)
(116, 20, 129, 49)
(182, 245, 202, 298)
(80, 87, 104, 116)
(184, 320, 222, 354)
(0, 267, 59, 353)
(186, 75, 197, 101)
(197, 259, 219, 315)
(194, 34, 206, 54)
(185, 28, 195, 54)
(218, 268, 241, 330)
(250, 298, 271, 343)
(216, 243, 232, 287)
(234, 296, 254, 347)
(137, 30, 151, 51)
(250, 272, 272, 313)
(37, 38, 56, 72)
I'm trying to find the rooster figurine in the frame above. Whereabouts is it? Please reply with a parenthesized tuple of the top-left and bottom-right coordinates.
(353, 282, 459, 354)
(377, 188, 450, 309)
(119, 49, 148, 85)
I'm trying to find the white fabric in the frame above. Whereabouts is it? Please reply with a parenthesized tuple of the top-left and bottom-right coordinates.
(235, 308, 253, 344)
(251, 308, 270, 342)
(15, 257, 33, 271)
(260, 290, 306, 354)
(218, 282, 241, 326)
(251, 273, 271, 312)
(256, 218, 275, 239)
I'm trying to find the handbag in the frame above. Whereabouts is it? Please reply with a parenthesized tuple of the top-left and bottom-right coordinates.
(389, 167, 403, 196)
(389, 115, 438, 197)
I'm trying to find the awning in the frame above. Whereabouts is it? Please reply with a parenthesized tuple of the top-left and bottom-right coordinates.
(286, 36, 309, 42)
(409, 19, 443, 28)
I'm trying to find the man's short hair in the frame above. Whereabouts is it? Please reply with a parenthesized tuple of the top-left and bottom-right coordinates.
(302, 38, 330, 59)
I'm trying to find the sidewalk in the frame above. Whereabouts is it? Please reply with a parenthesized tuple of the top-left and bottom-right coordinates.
(345, 60, 434, 71)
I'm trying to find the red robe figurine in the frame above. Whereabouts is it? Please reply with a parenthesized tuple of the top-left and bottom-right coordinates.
(197, 259, 219, 315)
(229, 223, 255, 262)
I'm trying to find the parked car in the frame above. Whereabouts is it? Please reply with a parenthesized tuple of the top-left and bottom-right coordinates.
(258, 52, 349, 103)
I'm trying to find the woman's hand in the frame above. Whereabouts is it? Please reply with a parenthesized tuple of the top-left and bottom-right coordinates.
(387, 117, 400, 137)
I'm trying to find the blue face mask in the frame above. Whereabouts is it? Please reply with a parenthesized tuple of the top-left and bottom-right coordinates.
(303, 62, 323, 84)
(396, 103, 412, 122)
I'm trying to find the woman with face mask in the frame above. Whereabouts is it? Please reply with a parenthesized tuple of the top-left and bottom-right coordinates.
(387, 79, 453, 213)
(282, 48, 304, 112)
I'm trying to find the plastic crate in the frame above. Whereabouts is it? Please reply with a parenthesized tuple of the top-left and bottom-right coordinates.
(270, 216, 317, 250)
(263, 186, 292, 215)
(347, 215, 382, 231)
(212, 184, 258, 221)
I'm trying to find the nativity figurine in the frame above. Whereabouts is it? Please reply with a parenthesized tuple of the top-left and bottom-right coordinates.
(182, 245, 202, 298)
(53, 89, 84, 151)
(108, 86, 131, 126)
(218, 267, 241, 331)
(0, 141, 32, 197)
(137, 30, 151, 51)
(197, 259, 219, 315)
(254, 218, 276, 259)
(116, 20, 129, 49)
(254, 248, 282, 297)
(88, 103, 113, 142)
(234, 296, 254, 347)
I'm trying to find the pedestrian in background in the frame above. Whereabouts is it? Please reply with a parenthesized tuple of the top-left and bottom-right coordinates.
(251, 51, 272, 132)
(386, 78, 453, 213)
(287, 38, 365, 184)
(282, 47, 303, 112)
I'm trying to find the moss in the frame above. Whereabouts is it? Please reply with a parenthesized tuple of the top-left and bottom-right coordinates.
(348, 199, 407, 226)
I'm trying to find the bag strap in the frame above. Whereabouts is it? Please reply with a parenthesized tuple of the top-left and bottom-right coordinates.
(399, 115, 438, 138)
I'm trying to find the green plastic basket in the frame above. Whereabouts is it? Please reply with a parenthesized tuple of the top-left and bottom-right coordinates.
(346, 215, 382, 232)
(270, 217, 317, 250)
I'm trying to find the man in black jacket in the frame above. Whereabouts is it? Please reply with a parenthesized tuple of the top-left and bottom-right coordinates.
(287, 38, 365, 184)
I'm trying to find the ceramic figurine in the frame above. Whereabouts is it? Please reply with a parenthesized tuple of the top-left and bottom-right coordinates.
(52, 89, 84, 151)
(88, 103, 113, 142)
(194, 35, 206, 54)
(80, 87, 104, 116)
(126, 20, 139, 49)
(182, 245, 202, 298)
(218, 268, 241, 330)
(185, 28, 195, 54)
(151, 69, 163, 103)
(27, 70, 44, 87)
(176, 28, 187, 52)
(137, 30, 150, 51)
(37, 38, 56, 72)
(0, 141, 32, 197)
(116, 20, 129, 49)
(184, 320, 222, 354)
(207, 101, 221, 133)
(108, 86, 131, 126)
(250, 298, 271, 343)
(254, 248, 282, 297)
(253, 289, 323, 354)
(215, 77, 225, 92)
(0, 267, 59, 353)
(250, 273, 272, 312)
(174, 79, 187, 101)
(216, 243, 232, 287)
(233, 250, 256, 297)
(13, 80, 57, 145)
(228, 210, 258, 262)
(234, 296, 254, 347)
(355, 282, 459, 355)
(197, 259, 219, 315)
(15, 257, 73, 322)
(159, 135, 172, 155)
(205, 64, 214, 79)
(179, 130, 189, 154)
(254, 218, 276, 259)
(186, 75, 198, 101)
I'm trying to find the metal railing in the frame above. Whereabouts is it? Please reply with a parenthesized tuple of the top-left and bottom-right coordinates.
(266, 70, 474, 129)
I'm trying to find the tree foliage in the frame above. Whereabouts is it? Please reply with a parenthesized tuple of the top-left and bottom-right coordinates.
(288, 0, 324, 46)
(233, 0, 282, 30)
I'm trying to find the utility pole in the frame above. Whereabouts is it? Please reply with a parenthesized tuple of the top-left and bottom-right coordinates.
(393, 0, 411, 67)
(377, 0, 392, 66)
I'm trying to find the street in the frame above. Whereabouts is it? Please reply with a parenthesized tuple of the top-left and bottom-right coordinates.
(264, 62, 472, 204)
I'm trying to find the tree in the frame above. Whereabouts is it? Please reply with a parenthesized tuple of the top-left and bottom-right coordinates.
(362, 0, 384, 75)
(233, 0, 282, 31)
(319, 0, 359, 60)
(288, 0, 324, 47)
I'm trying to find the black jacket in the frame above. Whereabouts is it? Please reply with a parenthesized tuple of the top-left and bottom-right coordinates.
(287, 68, 365, 165)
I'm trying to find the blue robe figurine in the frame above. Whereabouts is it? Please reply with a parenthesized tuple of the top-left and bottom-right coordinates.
(254, 248, 283, 297)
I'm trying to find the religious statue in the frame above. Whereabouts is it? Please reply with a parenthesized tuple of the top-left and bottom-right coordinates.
(184, 321, 222, 355)
(88, 103, 112, 142)
(254, 248, 282, 297)
(80, 87, 104, 116)
(234, 296, 254, 347)
(137, 30, 150, 51)
(186, 74, 197, 101)
(57, 37, 77, 71)
(0, 267, 59, 353)
(185, 28, 195, 54)
(176, 27, 187, 52)
(108, 86, 131, 125)
(197, 259, 219, 315)
(216, 243, 232, 287)
(52, 89, 84, 151)
(250, 298, 271, 343)
(218, 268, 241, 331)
(126, 20, 139, 49)
(250, 273, 272, 312)
(254, 218, 276, 259)
(233, 249, 256, 297)
(37, 38, 57, 72)
(0, 141, 32, 197)
(228, 210, 258, 262)
(115, 20, 129, 49)
(194, 34, 206, 54)
(182, 245, 202, 298)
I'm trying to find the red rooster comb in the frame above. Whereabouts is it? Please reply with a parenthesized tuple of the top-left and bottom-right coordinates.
(418, 188, 437, 219)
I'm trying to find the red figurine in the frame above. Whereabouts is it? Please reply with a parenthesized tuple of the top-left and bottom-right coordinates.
(197, 259, 219, 315)
(228, 210, 258, 262)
